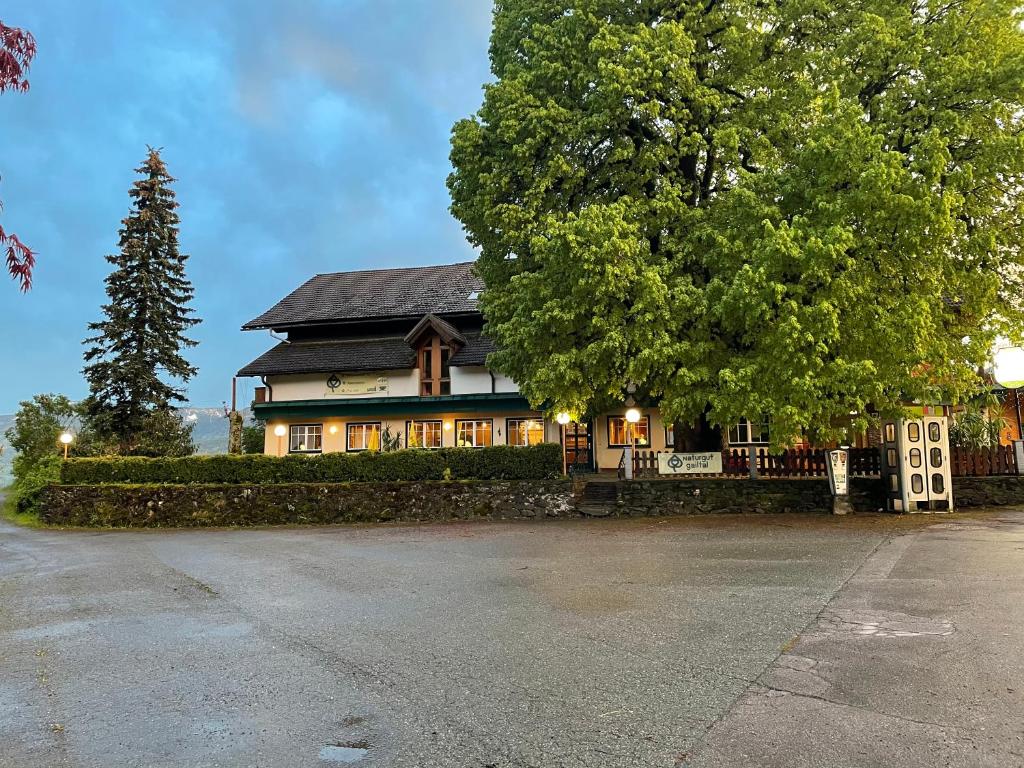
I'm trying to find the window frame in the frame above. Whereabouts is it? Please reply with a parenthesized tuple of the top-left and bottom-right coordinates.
(406, 419, 444, 450)
(607, 415, 651, 448)
(507, 417, 545, 447)
(419, 336, 452, 396)
(728, 417, 770, 446)
(288, 423, 323, 454)
(455, 418, 493, 448)
(346, 422, 382, 452)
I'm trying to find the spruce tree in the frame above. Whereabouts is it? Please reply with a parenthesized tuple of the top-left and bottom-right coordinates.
(84, 148, 199, 450)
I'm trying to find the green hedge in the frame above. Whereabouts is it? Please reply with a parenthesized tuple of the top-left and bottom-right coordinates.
(59, 443, 563, 485)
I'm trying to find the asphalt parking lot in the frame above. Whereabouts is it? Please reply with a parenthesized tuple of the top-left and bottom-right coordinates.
(1, 509, 1022, 767)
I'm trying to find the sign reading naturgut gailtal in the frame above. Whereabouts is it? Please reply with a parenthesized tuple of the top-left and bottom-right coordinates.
(658, 451, 723, 475)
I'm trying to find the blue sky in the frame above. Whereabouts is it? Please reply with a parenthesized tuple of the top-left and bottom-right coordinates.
(0, 0, 493, 412)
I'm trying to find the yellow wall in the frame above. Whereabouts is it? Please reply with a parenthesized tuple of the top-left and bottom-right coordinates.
(591, 409, 671, 471)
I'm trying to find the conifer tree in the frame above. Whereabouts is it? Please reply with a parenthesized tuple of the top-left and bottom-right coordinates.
(84, 148, 199, 450)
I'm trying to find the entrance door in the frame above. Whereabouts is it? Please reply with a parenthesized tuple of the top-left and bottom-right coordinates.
(563, 421, 594, 473)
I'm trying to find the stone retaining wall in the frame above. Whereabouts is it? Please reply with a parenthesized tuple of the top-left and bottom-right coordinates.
(41, 481, 576, 528)
(951, 476, 1024, 508)
(611, 477, 886, 516)
(38, 475, 1022, 528)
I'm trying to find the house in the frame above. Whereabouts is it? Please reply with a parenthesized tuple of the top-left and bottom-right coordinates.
(238, 261, 775, 470)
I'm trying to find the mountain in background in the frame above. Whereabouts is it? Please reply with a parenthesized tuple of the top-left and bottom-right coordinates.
(0, 407, 250, 486)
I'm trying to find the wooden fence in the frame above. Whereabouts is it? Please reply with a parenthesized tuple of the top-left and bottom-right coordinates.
(628, 446, 1018, 479)
(950, 445, 1018, 477)
(628, 447, 882, 479)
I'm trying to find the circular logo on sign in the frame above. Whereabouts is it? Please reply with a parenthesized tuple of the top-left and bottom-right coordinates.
(326, 374, 341, 391)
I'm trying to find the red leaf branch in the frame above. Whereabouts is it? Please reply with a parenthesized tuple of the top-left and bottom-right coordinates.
(1, 20, 36, 289)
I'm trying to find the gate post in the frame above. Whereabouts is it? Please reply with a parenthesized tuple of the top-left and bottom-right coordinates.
(748, 445, 758, 480)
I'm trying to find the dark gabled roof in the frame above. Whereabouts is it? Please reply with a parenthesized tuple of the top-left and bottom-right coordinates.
(449, 333, 496, 366)
(237, 337, 416, 377)
(404, 313, 467, 348)
(238, 331, 498, 377)
(242, 262, 483, 330)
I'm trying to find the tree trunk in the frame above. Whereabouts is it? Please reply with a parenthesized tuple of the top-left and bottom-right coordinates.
(673, 409, 723, 452)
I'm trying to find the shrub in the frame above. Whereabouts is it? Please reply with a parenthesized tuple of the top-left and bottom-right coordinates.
(11, 455, 61, 516)
(59, 443, 563, 485)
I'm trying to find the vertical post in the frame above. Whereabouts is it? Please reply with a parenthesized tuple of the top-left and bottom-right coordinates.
(748, 444, 757, 480)
(561, 423, 567, 477)
(624, 422, 634, 481)
(1015, 388, 1023, 444)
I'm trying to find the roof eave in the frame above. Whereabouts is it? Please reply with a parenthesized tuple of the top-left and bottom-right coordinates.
(241, 309, 482, 333)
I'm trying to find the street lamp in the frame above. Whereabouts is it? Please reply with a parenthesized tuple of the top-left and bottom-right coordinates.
(556, 412, 571, 476)
(273, 424, 287, 456)
(623, 407, 641, 480)
(59, 431, 74, 460)
(994, 345, 1024, 441)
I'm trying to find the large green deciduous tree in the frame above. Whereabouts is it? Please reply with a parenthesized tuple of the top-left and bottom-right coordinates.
(449, 0, 1024, 447)
(83, 148, 199, 451)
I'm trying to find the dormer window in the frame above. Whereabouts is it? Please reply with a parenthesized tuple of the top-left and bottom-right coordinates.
(420, 336, 451, 396)
(405, 313, 464, 397)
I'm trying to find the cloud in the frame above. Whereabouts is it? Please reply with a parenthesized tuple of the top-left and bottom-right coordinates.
(0, 0, 493, 411)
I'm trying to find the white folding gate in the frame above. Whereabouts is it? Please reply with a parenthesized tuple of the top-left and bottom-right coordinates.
(880, 416, 953, 513)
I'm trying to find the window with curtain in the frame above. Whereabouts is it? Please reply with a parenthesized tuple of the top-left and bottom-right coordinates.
(508, 418, 544, 447)
(456, 419, 492, 448)
(607, 416, 650, 447)
(407, 420, 443, 449)
(346, 423, 381, 451)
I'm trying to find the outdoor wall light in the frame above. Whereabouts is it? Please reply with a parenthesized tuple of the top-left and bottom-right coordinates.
(625, 407, 642, 424)
(994, 345, 1024, 389)
(273, 425, 287, 437)
(556, 412, 571, 425)
(444, 421, 453, 431)
(329, 425, 339, 435)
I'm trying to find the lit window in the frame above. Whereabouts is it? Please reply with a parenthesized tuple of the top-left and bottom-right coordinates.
(289, 424, 323, 454)
(407, 420, 443, 449)
(456, 419, 492, 448)
(728, 417, 770, 445)
(608, 416, 650, 447)
(347, 423, 381, 452)
(508, 418, 544, 447)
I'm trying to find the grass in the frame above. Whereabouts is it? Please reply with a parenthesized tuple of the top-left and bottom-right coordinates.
(0, 487, 47, 529)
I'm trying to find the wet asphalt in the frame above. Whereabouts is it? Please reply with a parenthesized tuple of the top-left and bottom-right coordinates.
(0, 507, 1022, 768)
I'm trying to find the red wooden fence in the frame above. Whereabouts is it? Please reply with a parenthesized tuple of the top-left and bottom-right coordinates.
(629, 445, 1018, 479)
(950, 445, 1018, 477)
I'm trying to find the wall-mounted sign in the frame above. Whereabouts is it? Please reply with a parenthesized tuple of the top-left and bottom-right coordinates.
(325, 374, 389, 397)
(826, 449, 849, 496)
(658, 451, 723, 475)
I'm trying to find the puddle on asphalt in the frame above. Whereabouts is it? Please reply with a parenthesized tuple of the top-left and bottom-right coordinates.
(320, 742, 370, 763)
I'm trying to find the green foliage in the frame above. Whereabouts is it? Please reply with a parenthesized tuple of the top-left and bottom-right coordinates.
(83, 147, 200, 449)
(5, 394, 78, 468)
(241, 425, 265, 454)
(60, 443, 564, 485)
(950, 409, 1005, 450)
(449, 1, 1024, 446)
(378, 424, 404, 452)
(123, 409, 196, 458)
(11, 455, 60, 516)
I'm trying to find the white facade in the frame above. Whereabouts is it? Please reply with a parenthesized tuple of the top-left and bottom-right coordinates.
(269, 367, 518, 402)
